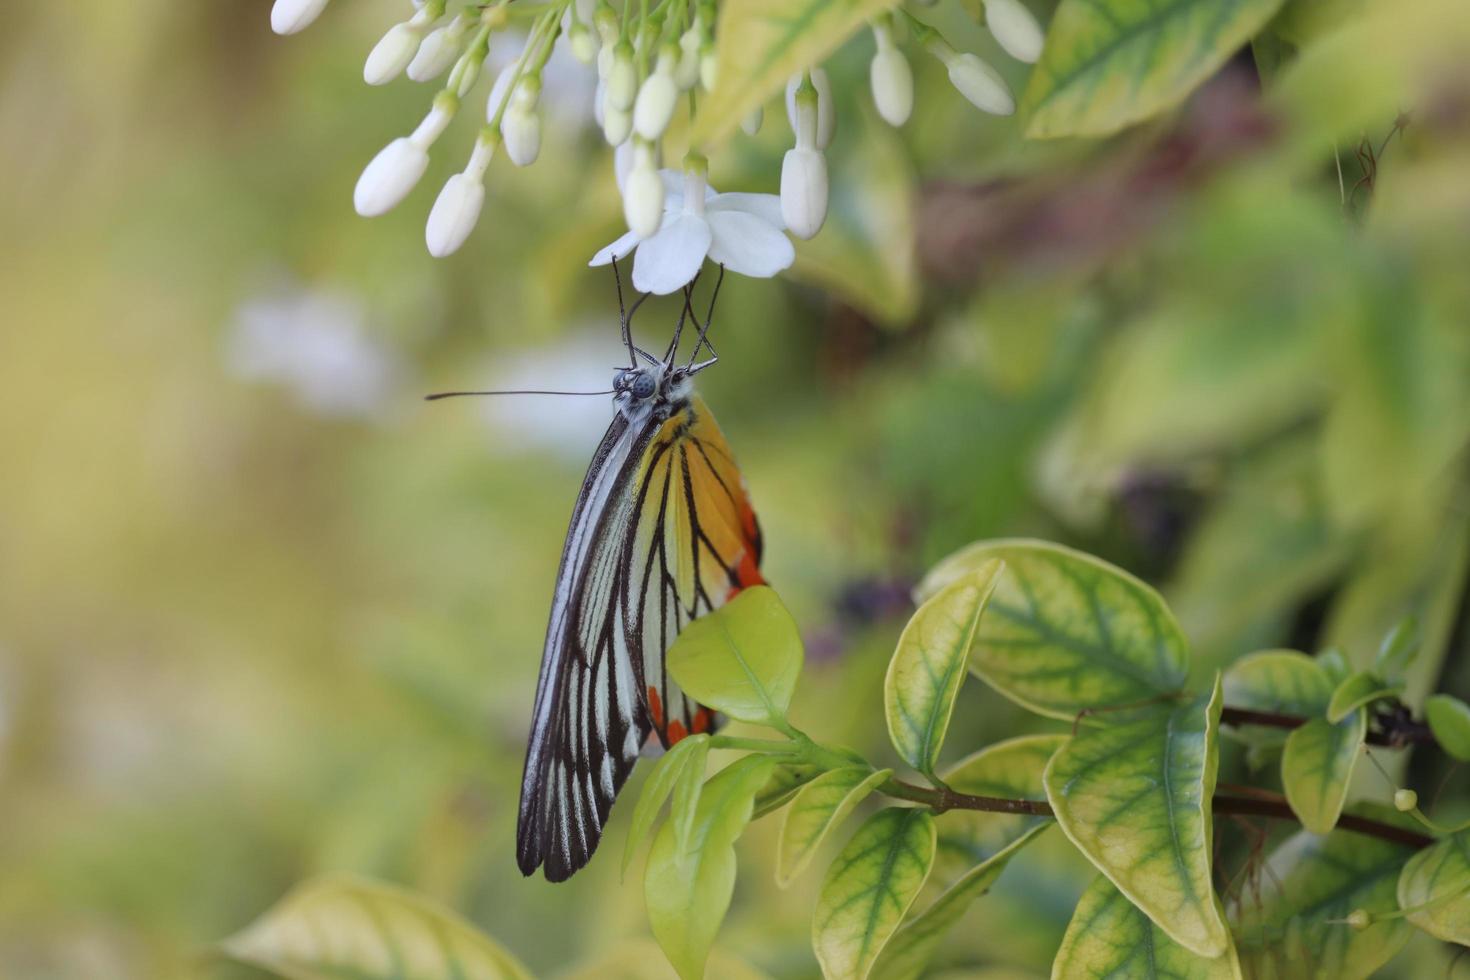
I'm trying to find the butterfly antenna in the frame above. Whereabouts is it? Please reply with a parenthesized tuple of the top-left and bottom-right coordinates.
(687, 264, 724, 370)
(663, 273, 701, 364)
(425, 389, 616, 400)
(611, 255, 637, 366)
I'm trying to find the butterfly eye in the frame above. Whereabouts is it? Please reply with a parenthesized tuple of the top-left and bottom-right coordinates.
(631, 374, 656, 399)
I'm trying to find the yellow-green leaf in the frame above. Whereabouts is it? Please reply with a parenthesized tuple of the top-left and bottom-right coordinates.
(813, 807, 937, 980)
(1325, 671, 1396, 724)
(753, 763, 827, 819)
(624, 733, 711, 874)
(1425, 694, 1470, 762)
(1222, 649, 1333, 717)
(932, 735, 1063, 886)
(885, 559, 1005, 777)
(777, 767, 893, 888)
(1052, 876, 1242, 979)
(1372, 617, 1420, 682)
(1043, 677, 1228, 957)
(917, 540, 1189, 722)
(666, 586, 803, 727)
(219, 874, 532, 980)
(871, 823, 1049, 980)
(1397, 828, 1470, 945)
(1281, 710, 1365, 834)
(1019, 0, 1289, 138)
(689, 0, 901, 148)
(646, 756, 779, 980)
(1233, 813, 1417, 977)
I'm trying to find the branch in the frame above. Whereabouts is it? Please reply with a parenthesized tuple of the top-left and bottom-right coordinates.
(1219, 704, 1436, 748)
(878, 778, 1434, 849)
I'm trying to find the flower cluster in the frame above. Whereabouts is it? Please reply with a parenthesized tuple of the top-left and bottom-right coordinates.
(269, 0, 1045, 294)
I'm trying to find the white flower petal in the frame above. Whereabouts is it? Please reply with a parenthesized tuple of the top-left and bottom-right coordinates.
(589, 229, 640, 266)
(632, 214, 712, 294)
(707, 192, 784, 229)
(706, 210, 794, 278)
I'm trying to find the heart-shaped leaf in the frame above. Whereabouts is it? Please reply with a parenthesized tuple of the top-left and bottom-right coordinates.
(1424, 694, 1470, 762)
(1326, 670, 1397, 724)
(667, 586, 803, 727)
(624, 734, 711, 874)
(1054, 876, 1241, 979)
(917, 540, 1188, 722)
(776, 767, 892, 888)
(1281, 710, 1365, 834)
(885, 559, 1005, 777)
(1397, 828, 1470, 945)
(220, 874, 533, 980)
(1222, 649, 1333, 717)
(812, 807, 937, 980)
(1043, 677, 1228, 957)
(645, 756, 779, 980)
(1020, 0, 1289, 138)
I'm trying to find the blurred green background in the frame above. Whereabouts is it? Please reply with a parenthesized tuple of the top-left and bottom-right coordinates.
(2, 1, 1469, 977)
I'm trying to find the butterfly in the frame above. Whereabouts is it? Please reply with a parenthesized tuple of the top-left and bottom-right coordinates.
(513, 266, 765, 881)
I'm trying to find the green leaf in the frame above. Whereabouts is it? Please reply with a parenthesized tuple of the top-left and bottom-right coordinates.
(812, 807, 937, 980)
(1053, 876, 1241, 979)
(753, 763, 826, 819)
(666, 586, 803, 727)
(624, 734, 711, 874)
(1425, 694, 1470, 762)
(777, 767, 892, 888)
(1398, 828, 1470, 945)
(1233, 813, 1418, 978)
(219, 874, 533, 980)
(870, 823, 1050, 980)
(1043, 677, 1228, 957)
(1281, 710, 1365, 834)
(1019, 0, 1289, 138)
(689, 0, 901, 148)
(917, 540, 1189, 722)
(1317, 647, 1351, 684)
(932, 735, 1064, 885)
(1372, 616, 1420, 682)
(1325, 671, 1396, 724)
(885, 559, 1006, 777)
(1222, 650, 1333, 717)
(645, 756, 778, 980)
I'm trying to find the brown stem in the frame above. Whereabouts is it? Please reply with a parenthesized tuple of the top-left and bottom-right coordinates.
(1219, 705, 1436, 748)
(880, 779, 1434, 849)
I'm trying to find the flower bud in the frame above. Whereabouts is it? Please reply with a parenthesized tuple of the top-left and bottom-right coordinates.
(354, 137, 430, 216)
(945, 51, 1014, 115)
(985, 0, 1044, 64)
(426, 174, 485, 257)
(633, 50, 679, 140)
(699, 43, 718, 91)
(741, 105, 763, 135)
(674, 24, 702, 90)
(1345, 909, 1371, 931)
(365, 22, 424, 85)
(607, 42, 638, 111)
(789, 84, 819, 150)
(569, 22, 598, 63)
(780, 146, 827, 240)
(408, 17, 468, 82)
(870, 44, 913, 127)
(785, 68, 834, 149)
(486, 65, 516, 121)
(1394, 788, 1418, 811)
(502, 79, 542, 166)
(623, 143, 665, 238)
(271, 0, 329, 35)
(603, 102, 632, 146)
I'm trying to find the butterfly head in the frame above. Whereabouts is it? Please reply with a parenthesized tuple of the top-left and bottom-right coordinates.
(613, 363, 692, 419)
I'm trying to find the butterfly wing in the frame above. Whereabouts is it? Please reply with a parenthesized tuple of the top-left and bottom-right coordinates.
(516, 394, 763, 881)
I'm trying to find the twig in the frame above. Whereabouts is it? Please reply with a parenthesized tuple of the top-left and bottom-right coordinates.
(1219, 705, 1436, 748)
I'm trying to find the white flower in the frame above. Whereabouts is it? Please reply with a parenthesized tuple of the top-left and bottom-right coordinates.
(607, 42, 637, 110)
(426, 131, 496, 257)
(354, 94, 456, 217)
(870, 24, 914, 127)
(781, 148, 827, 239)
(365, 22, 426, 85)
(502, 78, 542, 166)
(944, 51, 1014, 115)
(592, 165, 794, 295)
(271, 0, 329, 35)
(622, 143, 665, 237)
(633, 49, 679, 140)
(785, 68, 835, 149)
(985, 0, 1045, 64)
(603, 103, 632, 146)
(408, 16, 469, 82)
(486, 64, 516, 120)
